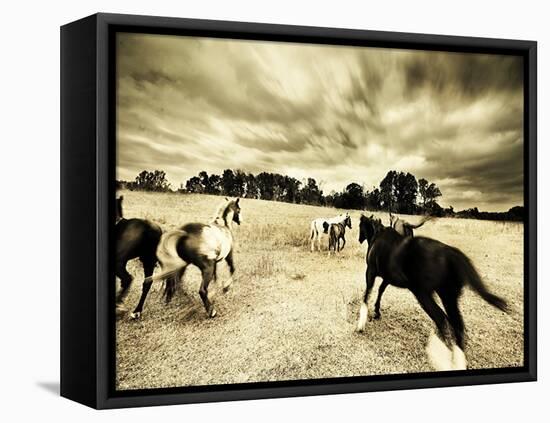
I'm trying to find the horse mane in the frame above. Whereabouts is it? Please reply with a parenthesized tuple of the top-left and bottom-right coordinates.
(212, 199, 229, 224)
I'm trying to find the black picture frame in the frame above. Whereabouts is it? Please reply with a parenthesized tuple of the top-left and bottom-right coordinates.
(60, 12, 537, 409)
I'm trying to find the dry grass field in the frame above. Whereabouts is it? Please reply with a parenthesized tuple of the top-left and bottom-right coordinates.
(115, 190, 524, 390)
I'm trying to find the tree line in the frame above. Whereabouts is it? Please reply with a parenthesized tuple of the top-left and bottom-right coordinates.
(116, 169, 523, 221)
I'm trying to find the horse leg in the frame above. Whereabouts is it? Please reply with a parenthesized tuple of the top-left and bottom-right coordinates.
(198, 260, 217, 318)
(374, 280, 389, 320)
(414, 291, 463, 371)
(223, 250, 235, 293)
(340, 236, 345, 251)
(130, 257, 160, 319)
(116, 261, 133, 306)
(357, 266, 376, 332)
(440, 292, 467, 369)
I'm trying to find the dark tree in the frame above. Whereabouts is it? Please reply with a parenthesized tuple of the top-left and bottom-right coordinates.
(341, 183, 365, 209)
(301, 177, 323, 205)
(425, 182, 442, 208)
(365, 187, 382, 210)
(380, 170, 397, 211)
(221, 169, 235, 196)
(245, 173, 259, 199)
(134, 170, 171, 192)
(283, 175, 301, 203)
(232, 170, 247, 197)
(508, 206, 524, 220)
(256, 172, 275, 200)
(198, 171, 210, 192)
(185, 176, 203, 193)
(418, 178, 429, 208)
(207, 174, 222, 195)
(394, 172, 418, 214)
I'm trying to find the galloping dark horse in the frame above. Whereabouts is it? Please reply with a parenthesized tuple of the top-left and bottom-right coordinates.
(326, 215, 352, 254)
(115, 196, 162, 315)
(374, 213, 434, 318)
(131, 197, 241, 319)
(357, 214, 508, 370)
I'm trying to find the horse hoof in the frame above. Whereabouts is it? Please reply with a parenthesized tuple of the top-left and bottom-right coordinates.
(374, 314, 381, 320)
(223, 286, 230, 294)
(130, 311, 141, 320)
(209, 309, 217, 318)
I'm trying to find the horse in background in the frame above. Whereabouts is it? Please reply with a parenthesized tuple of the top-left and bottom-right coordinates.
(389, 211, 433, 237)
(310, 212, 350, 252)
(115, 196, 162, 315)
(131, 197, 242, 319)
(328, 215, 352, 255)
(357, 214, 508, 371)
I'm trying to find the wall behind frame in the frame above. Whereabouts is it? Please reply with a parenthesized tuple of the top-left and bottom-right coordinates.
(2, 0, 548, 422)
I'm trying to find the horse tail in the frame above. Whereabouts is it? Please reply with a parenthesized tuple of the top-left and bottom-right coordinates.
(163, 267, 185, 303)
(451, 249, 509, 313)
(407, 215, 434, 230)
(143, 266, 182, 284)
(150, 229, 189, 302)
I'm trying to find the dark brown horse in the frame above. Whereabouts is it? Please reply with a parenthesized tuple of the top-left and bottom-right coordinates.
(327, 215, 352, 254)
(357, 214, 508, 371)
(374, 213, 434, 319)
(115, 196, 162, 316)
(131, 197, 242, 319)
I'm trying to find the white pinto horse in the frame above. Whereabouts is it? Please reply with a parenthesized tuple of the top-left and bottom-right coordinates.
(310, 212, 350, 252)
(130, 198, 241, 319)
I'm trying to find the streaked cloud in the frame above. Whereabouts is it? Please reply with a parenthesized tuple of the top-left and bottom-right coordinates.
(117, 33, 524, 211)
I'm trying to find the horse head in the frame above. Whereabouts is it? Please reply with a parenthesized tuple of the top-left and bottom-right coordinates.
(219, 197, 242, 227)
(345, 214, 352, 229)
(116, 195, 124, 222)
(231, 198, 242, 225)
(359, 214, 382, 245)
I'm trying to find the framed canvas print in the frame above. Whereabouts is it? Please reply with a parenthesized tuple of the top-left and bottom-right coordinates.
(60, 13, 537, 409)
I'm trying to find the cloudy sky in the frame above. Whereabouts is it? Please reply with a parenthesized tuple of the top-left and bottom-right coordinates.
(116, 33, 524, 212)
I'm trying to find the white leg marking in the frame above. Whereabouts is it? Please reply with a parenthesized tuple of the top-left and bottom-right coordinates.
(357, 302, 368, 332)
(451, 345, 467, 370)
(426, 333, 454, 371)
(129, 311, 141, 320)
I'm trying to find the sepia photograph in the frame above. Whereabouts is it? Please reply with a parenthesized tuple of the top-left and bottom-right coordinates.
(114, 32, 525, 391)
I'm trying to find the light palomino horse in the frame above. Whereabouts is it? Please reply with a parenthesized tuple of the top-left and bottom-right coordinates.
(389, 211, 433, 237)
(310, 212, 350, 252)
(130, 197, 241, 319)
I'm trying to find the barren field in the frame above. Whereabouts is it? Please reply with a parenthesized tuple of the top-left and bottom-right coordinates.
(116, 190, 524, 390)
